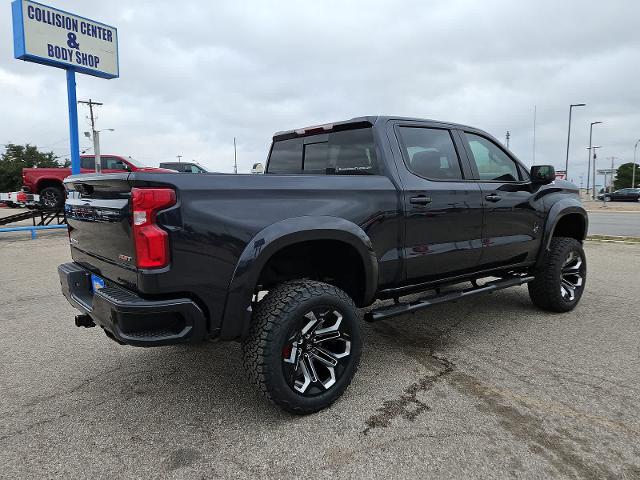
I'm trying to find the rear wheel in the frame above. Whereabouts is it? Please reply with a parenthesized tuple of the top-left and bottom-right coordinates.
(528, 237, 586, 312)
(242, 280, 362, 414)
(40, 186, 65, 209)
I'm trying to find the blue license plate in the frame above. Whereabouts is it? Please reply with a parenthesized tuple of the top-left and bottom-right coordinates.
(91, 274, 105, 291)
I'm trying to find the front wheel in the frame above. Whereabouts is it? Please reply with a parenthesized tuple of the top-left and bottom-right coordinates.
(528, 237, 586, 312)
(242, 280, 362, 414)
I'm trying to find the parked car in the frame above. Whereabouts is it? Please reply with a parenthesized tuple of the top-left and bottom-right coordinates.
(159, 161, 209, 173)
(22, 155, 174, 208)
(597, 188, 640, 202)
(58, 116, 588, 414)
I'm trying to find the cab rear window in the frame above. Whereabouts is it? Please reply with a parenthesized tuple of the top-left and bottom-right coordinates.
(266, 128, 379, 175)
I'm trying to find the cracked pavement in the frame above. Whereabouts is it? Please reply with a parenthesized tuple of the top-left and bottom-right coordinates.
(1, 234, 640, 479)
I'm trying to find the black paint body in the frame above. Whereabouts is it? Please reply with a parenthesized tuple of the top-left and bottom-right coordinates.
(61, 116, 588, 344)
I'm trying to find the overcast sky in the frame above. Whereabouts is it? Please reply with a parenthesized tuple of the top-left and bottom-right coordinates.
(1, 0, 639, 184)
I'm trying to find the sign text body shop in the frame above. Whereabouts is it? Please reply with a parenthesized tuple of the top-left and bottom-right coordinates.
(12, 0, 119, 79)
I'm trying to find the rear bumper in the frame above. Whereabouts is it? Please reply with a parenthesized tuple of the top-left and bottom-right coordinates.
(58, 262, 207, 347)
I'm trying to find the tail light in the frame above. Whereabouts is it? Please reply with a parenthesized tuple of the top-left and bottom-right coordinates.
(131, 187, 176, 269)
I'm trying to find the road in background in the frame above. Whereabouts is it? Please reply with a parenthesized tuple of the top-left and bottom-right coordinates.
(587, 212, 640, 237)
(1, 236, 640, 478)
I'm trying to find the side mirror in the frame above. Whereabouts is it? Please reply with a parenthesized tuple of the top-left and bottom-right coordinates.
(251, 162, 264, 174)
(530, 165, 555, 184)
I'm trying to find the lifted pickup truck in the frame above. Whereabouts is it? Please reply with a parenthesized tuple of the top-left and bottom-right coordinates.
(58, 116, 588, 413)
(22, 155, 172, 208)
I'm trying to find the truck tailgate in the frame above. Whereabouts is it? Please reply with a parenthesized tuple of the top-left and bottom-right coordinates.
(65, 175, 137, 285)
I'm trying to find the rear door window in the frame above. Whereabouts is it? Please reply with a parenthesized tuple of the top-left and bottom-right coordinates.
(397, 127, 464, 180)
(80, 157, 95, 169)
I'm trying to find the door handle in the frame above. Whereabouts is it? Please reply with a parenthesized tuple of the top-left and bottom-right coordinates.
(410, 195, 432, 205)
(485, 193, 502, 203)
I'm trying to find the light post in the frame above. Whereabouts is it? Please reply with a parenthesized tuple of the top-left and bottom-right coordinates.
(565, 103, 586, 176)
(586, 121, 602, 195)
(85, 128, 114, 173)
(633, 139, 639, 188)
(590, 145, 601, 199)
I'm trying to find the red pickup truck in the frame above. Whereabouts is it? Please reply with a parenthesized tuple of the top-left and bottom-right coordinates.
(22, 155, 173, 208)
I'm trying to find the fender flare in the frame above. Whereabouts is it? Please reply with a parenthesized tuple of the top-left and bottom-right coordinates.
(37, 178, 65, 193)
(219, 216, 379, 340)
(537, 199, 588, 266)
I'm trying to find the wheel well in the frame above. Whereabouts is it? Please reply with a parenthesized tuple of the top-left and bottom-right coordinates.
(37, 179, 64, 194)
(256, 240, 367, 306)
(552, 213, 586, 242)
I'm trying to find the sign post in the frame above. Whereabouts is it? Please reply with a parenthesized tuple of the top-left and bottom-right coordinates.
(11, 0, 119, 174)
(66, 70, 80, 173)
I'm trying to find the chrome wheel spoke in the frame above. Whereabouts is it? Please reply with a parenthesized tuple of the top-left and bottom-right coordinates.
(310, 347, 339, 367)
(315, 311, 342, 335)
(303, 354, 318, 383)
(294, 358, 312, 393)
(301, 312, 320, 335)
(319, 366, 336, 390)
(314, 330, 341, 343)
(559, 251, 584, 301)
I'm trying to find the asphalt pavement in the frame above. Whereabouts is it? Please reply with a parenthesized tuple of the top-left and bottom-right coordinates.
(587, 211, 640, 237)
(1, 236, 640, 478)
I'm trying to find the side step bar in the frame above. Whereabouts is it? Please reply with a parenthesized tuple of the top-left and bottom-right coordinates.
(364, 275, 534, 323)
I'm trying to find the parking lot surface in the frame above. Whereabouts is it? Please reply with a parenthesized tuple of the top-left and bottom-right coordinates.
(1, 236, 639, 479)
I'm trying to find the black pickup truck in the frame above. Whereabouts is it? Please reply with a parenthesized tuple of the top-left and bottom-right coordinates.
(59, 116, 588, 413)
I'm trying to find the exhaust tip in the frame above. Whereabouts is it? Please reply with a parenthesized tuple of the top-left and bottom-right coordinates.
(75, 314, 96, 328)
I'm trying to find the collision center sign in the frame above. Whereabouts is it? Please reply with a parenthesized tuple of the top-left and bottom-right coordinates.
(12, 0, 119, 79)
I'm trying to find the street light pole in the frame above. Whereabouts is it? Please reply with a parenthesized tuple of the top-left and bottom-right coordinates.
(94, 129, 101, 173)
(565, 103, 586, 176)
(591, 145, 601, 200)
(89, 128, 114, 173)
(633, 139, 639, 188)
(586, 121, 602, 195)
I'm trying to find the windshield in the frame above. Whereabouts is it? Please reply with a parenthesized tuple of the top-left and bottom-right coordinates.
(125, 156, 146, 168)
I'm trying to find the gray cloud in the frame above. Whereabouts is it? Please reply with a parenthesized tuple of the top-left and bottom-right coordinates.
(1, 0, 639, 183)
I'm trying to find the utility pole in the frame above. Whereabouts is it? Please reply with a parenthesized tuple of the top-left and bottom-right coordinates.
(78, 99, 103, 173)
(633, 139, 639, 188)
(177, 155, 182, 163)
(586, 121, 602, 196)
(505, 131, 510, 149)
(233, 137, 238, 174)
(591, 145, 601, 200)
(609, 156, 617, 192)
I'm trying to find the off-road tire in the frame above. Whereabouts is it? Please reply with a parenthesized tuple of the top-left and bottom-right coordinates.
(242, 280, 362, 414)
(528, 237, 586, 312)
(40, 186, 65, 209)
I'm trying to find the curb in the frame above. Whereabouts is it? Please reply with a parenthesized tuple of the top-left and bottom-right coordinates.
(586, 210, 640, 214)
(586, 235, 640, 244)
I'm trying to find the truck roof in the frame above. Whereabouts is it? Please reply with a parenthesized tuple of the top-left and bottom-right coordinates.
(272, 116, 478, 141)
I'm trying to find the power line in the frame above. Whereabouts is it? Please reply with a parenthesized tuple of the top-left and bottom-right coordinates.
(78, 99, 103, 132)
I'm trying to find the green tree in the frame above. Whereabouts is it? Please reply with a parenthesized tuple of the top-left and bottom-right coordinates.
(613, 162, 640, 190)
(0, 143, 67, 192)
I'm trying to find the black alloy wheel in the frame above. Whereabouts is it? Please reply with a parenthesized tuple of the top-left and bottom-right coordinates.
(242, 280, 362, 414)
